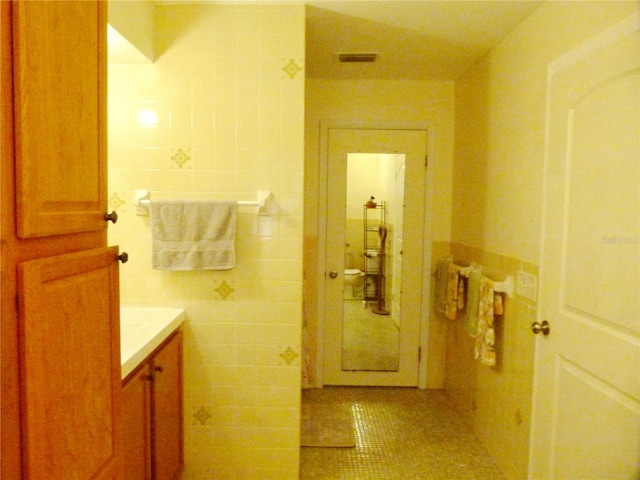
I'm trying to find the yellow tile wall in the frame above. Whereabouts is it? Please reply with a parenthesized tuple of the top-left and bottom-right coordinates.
(108, 4, 304, 479)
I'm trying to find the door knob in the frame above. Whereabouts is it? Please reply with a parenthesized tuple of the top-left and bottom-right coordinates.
(117, 252, 129, 264)
(531, 320, 550, 335)
(104, 211, 118, 223)
(328, 270, 338, 279)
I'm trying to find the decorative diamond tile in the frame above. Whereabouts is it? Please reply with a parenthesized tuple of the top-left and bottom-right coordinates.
(108, 193, 126, 212)
(193, 406, 213, 426)
(171, 148, 191, 168)
(279, 346, 299, 365)
(282, 59, 303, 79)
(214, 280, 234, 300)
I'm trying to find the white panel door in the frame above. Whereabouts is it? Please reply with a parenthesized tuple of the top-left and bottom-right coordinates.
(530, 15, 639, 479)
(323, 127, 427, 386)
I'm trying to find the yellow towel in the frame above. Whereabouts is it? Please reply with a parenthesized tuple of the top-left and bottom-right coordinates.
(494, 292, 505, 316)
(457, 274, 466, 311)
(463, 267, 482, 336)
(435, 256, 452, 314)
(474, 277, 496, 366)
(445, 263, 462, 320)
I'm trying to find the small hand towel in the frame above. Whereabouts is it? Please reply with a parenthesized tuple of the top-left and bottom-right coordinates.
(445, 262, 462, 320)
(494, 292, 505, 316)
(457, 274, 466, 311)
(474, 276, 496, 367)
(463, 267, 482, 336)
(435, 256, 452, 314)
(151, 200, 237, 271)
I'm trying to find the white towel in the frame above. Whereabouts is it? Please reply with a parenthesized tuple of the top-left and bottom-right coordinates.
(150, 200, 237, 271)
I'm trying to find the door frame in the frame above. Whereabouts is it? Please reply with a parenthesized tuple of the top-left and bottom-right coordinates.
(316, 120, 435, 388)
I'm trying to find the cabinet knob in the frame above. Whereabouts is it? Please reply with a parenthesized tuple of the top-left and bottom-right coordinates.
(104, 210, 118, 223)
(154, 366, 164, 373)
(145, 374, 155, 382)
(117, 252, 129, 264)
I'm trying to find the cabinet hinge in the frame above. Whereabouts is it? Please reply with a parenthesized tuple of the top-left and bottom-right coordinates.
(15, 295, 20, 311)
(418, 347, 422, 362)
(424, 155, 428, 167)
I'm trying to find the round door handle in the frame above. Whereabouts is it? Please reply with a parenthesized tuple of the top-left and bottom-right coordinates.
(104, 211, 118, 224)
(328, 270, 338, 279)
(117, 252, 129, 264)
(531, 320, 550, 335)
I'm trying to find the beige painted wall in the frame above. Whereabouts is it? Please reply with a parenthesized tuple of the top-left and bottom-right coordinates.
(303, 79, 455, 387)
(306, 79, 455, 243)
(452, 0, 637, 264)
(449, 2, 636, 478)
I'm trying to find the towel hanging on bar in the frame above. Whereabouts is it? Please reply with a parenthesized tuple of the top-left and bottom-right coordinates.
(475, 276, 497, 367)
(150, 200, 237, 271)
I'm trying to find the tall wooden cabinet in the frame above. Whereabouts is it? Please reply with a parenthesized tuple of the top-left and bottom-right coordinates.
(18, 248, 122, 479)
(13, 0, 107, 238)
(1, 2, 122, 478)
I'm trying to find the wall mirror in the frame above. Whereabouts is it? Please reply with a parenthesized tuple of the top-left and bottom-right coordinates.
(342, 153, 406, 371)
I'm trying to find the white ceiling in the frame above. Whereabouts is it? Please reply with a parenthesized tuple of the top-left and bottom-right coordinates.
(305, 1, 542, 80)
(112, 1, 542, 79)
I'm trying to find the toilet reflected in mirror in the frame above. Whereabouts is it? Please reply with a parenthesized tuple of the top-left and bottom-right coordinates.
(343, 269, 364, 299)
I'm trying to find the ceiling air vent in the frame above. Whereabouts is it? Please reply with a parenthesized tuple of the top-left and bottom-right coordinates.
(338, 53, 378, 63)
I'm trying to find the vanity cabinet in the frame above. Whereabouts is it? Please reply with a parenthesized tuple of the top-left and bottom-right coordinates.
(122, 364, 152, 479)
(122, 331, 184, 480)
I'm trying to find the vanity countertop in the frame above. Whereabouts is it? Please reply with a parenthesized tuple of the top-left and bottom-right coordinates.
(120, 306, 186, 379)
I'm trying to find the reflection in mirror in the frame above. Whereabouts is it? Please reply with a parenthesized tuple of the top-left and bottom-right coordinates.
(342, 153, 405, 371)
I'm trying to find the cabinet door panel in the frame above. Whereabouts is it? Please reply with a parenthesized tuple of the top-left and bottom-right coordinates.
(18, 247, 121, 479)
(122, 366, 152, 480)
(152, 332, 183, 480)
(13, 1, 107, 238)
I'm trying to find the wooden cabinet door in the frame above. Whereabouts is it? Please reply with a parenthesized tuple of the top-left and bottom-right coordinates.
(152, 332, 184, 480)
(12, 0, 107, 238)
(122, 366, 152, 480)
(18, 246, 122, 479)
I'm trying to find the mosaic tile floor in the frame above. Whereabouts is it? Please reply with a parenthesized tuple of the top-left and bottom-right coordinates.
(300, 387, 506, 480)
